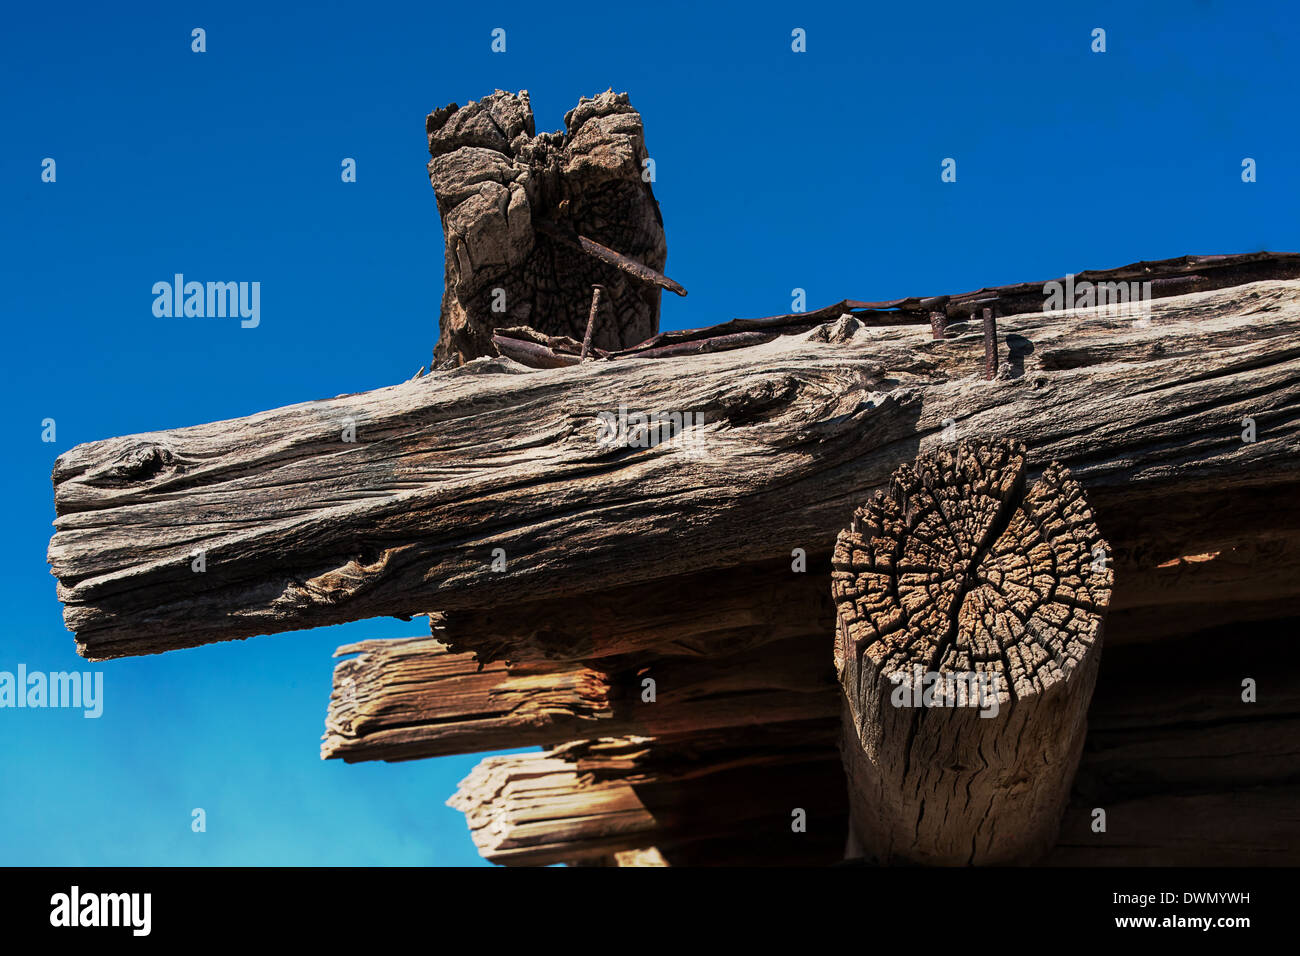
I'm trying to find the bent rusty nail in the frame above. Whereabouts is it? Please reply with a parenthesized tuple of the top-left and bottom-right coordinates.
(534, 219, 688, 296)
(582, 285, 605, 359)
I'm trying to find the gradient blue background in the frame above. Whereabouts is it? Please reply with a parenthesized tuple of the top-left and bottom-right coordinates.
(1, 0, 1295, 865)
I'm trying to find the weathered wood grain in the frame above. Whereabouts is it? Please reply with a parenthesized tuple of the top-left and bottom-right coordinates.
(322, 634, 836, 762)
(49, 279, 1300, 659)
(448, 726, 847, 866)
(432, 505, 1300, 667)
(431, 555, 835, 664)
(449, 622, 1300, 866)
(1047, 787, 1300, 866)
(427, 90, 667, 365)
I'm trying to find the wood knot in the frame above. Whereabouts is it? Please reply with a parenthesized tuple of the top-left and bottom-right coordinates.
(110, 444, 176, 482)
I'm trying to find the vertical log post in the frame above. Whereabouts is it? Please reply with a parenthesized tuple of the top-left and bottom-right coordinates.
(831, 439, 1112, 864)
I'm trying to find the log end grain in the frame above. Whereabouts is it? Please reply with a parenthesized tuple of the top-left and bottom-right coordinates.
(832, 438, 1113, 864)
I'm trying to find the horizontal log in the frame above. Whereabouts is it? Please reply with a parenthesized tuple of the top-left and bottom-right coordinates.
(49, 278, 1300, 659)
(456, 727, 1300, 867)
(433, 516, 1300, 666)
(327, 569, 1300, 764)
(322, 634, 836, 762)
(1046, 787, 1300, 866)
(432, 555, 834, 664)
(499, 252, 1300, 367)
(448, 726, 847, 866)
(1074, 627, 1300, 802)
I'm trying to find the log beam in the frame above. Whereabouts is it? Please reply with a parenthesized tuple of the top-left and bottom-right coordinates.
(48, 278, 1300, 660)
(448, 726, 847, 866)
(431, 501, 1300, 668)
(322, 634, 836, 762)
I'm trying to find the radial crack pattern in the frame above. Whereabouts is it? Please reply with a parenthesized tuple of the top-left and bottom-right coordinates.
(833, 439, 1111, 701)
(831, 438, 1113, 865)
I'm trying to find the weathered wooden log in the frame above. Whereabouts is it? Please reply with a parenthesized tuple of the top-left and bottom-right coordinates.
(832, 439, 1112, 864)
(322, 634, 836, 762)
(432, 555, 835, 664)
(1072, 626, 1300, 803)
(431, 506, 1300, 668)
(1047, 787, 1300, 866)
(448, 726, 847, 866)
(447, 619, 1300, 866)
(48, 278, 1300, 660)
(427, 89, 667, 365)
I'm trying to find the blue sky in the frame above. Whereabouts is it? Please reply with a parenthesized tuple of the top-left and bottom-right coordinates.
(1, 0, 1295, 865)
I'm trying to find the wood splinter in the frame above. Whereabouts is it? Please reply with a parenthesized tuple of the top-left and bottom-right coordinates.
(831, 438, 1112, 865)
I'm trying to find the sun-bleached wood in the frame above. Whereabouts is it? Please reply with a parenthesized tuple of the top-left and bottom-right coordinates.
(48, 279, 1300, 660)
(322, 634, 836, 762)
(448, 725, 846, 866)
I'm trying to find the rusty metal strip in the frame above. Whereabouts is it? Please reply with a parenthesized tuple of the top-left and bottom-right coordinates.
(492, 251, 1300, 369)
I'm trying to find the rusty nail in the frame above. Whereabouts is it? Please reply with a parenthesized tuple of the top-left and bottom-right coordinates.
(535, 219, 688, 297)
(929, 310, 947, 340)
(982, 308, 998, 380)
(581, 285, 605, 359)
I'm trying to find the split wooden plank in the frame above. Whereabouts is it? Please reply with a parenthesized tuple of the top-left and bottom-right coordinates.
(448, 726, 847, 866)
(49, 278, 1300, 659)
(322, 634, 836, 762)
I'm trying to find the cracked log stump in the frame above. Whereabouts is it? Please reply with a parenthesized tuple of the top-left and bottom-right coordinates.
(832, 439, 1113, 865)
(427, 89, 667, 365)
